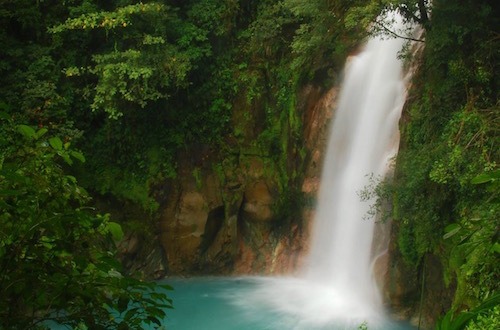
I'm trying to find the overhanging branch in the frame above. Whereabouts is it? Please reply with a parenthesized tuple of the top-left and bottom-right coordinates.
(375, 21, 425, 43)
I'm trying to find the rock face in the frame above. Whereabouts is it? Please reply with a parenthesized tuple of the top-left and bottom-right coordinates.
(380, 38, 454, 329)
(241, 181, 274, 222)
(381, 216, 454, 330)
(154, 84, 338, 275)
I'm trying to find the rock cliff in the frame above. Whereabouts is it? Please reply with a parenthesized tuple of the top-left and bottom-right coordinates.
(150, 83, 338, 276)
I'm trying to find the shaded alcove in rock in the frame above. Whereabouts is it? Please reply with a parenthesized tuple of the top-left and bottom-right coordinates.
(199, 205, 226, 253)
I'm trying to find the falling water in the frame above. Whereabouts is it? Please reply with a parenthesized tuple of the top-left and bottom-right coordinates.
(298, 26, 408, 325)
(229, 19, 411, 330)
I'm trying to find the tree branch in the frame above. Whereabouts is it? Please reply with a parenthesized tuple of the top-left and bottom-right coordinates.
(375, 21, 425, 43)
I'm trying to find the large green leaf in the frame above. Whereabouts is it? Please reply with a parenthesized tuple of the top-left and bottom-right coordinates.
(70, 151, 86, 162)
(35, 128, 48, 139)
(49, 137, 63, 151)
(107, 221, 124, 241)
(17, 125, 36, 139)
(443, 223, 461, 239)
(471, 170, 500, 184)
(492, 243, 500, 254)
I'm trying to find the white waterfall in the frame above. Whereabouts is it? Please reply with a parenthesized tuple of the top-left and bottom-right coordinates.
(298, 28, 408, 325)
(231, 20, 410, 330)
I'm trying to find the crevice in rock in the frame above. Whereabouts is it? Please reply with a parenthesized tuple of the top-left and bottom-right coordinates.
(199, 205, 225, 254)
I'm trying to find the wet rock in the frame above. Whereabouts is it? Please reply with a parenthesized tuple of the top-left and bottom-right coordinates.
(153, 83, 339, 276)
(241, 181, 274, 222)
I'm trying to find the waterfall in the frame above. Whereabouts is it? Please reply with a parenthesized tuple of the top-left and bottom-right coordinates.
(231, 20, 410, 330)
(298, 28, 408, 325)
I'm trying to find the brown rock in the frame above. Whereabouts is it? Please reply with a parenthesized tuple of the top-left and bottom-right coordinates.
(241, 181, 274, 222)
(177, 191, 208, 237)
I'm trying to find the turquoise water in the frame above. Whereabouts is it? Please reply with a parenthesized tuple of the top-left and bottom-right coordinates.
(161, 277, 415, 330)
(48, 277, 414, 329)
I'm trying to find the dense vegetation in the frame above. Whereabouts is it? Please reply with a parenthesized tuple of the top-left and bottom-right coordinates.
(0, 116, 172, 328)
(388, 0, 499, 327)
(0, 0, 369, 328)
(0, 0, 497, 328)
(357, 2, 498, 328)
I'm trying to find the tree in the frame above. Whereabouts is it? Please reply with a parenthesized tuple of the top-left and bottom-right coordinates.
(0, 112, 172, 329)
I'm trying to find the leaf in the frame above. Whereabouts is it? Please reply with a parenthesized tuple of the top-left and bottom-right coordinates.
(471, 292, 500, 313)
(123, 307, 140, 321)
(436, 310, 452, 330)
(443, 223, 461, 239)
(56, 250, 72, 258)
(40, 236, 55, 250)
(449, 311, 476, 330)
(107, 269, 123, 278)
(49, 137, 63, 151)
(17, 125, 36, 139)
(471, 170, 500, 184)
(60, 153, 73, 165)
(35, 128, 48, 139)
(471, 173, 492, 184)
(160, 284, 174, 291)
(70, 151, 86, 162)
(147, 315, 162, 326)
(107, 221, 124, 241)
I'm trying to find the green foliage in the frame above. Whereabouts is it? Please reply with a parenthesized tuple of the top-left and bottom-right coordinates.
(1, 0, 369, 216)
(51, 2, 192, 119)
(0, 116, 172, 329)
(358, 321, 369, 330)
(465, 304, 500, 330)
(186, 0, 240, 38)
(284, 0, 366, 75)
(395, 102, 498, 303)
(241, 0, 369, 82)
(1, 0, 495, 328)
(49, 3, 166, 33)
(384, 0, 499, 324)
(435, 293, 500, 330)
(443, 169, 499, 302)
(45, 0, 238, 201)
